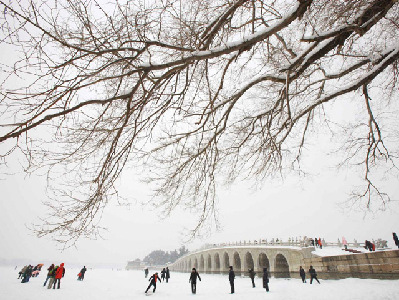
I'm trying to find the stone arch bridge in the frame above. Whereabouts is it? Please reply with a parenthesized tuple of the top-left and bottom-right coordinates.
(170, 245, 314, 277)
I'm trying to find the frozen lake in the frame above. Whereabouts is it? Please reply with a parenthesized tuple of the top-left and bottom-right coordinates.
(1, 266, 398, 300)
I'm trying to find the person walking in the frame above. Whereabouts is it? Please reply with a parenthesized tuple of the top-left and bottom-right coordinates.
(47, 265, 57, 289)
(21, 265, 32, 283)
(144, 267, 149, 278)
(393, 232, 399, 249)
(309, 265, 320, 284)
(299, 266, 306, 283)
(165, 267, 170, 283)
(43, 264, 55, 286)
(53, 263, 65, 289)
(78, 266, 87, 280)
(18, 265, 27, 279)
(228, 266, 235, 294)
(262, 267, 270, 292)
(160, 268, 166, 281)
(145, 272, 161, 294)
(248, 268, 256, 288)
(189, 268, 201, 294)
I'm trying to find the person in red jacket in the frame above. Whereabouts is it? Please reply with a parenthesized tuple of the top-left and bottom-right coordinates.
(53, 263, 65, 289)
(145, 272, 161, 293)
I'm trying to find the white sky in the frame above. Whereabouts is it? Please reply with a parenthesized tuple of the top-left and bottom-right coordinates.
(1, 98, 398, 268)
(0, 0, 398, 270)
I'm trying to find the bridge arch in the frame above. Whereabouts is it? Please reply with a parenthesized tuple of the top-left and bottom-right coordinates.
(223, 252, 229, 270)
(200, 255, 205, 271)
(275, 253, 290, 278)
(214, 253, 221, 271)
(207, 254, 212, 271)
(244, 252, 255, 270)
(258, 253, 270, 272)
(233, 251, 241, 272)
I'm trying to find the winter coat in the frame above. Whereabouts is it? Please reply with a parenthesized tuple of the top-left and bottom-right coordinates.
(47, 265, 55, 276)
(262, 270, 269, 287)
(189, 271, 201, 283)
(24, 266, 32, 277)
(55, 263, 65, 279)
(80, 267, 87, 275)
(161, 269, 166, 278)
(149, 274, 160, 284)
(166, 268, 170, 279)
(299, 268, 306, 277)
(229, 269, 235, 282)
(248, 269, 255, 279)
(394, 233, 399, 246)
(309, 267, 317, 277)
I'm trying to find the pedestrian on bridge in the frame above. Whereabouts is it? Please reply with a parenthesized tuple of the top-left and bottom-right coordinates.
(393, 232, 399, 249)
(229, 266, 235, 294)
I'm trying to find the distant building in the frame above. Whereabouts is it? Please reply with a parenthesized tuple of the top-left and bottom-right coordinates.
(126, 259, 146, 270)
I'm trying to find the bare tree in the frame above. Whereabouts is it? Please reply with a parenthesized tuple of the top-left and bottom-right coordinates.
(0, 0, 398, 245)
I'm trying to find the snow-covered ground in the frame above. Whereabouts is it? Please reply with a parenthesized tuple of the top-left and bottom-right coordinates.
(1, 267, 398, 300)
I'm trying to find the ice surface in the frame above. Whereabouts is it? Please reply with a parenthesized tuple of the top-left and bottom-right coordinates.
(1, 266, 398, 300)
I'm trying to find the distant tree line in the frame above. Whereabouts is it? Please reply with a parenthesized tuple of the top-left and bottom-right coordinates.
(143, 246, 189, 265)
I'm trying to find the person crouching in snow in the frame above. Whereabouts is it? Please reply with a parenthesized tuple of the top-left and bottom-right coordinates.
(53, 263, 65, 289)
(145, 272, 161, 293)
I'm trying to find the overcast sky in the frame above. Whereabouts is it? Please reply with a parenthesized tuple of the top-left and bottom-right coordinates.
(0, 0, 398, 271)
(1, 99, 398, 269)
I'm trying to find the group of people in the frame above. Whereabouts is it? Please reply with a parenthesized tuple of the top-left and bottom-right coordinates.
(17, 263, 87, 289)
(364, 240, 376, 251)
(144, 266, 170, 293)
(299, 266, 320, 284)
(146, 264, 321, 295)
(18, 264, 42, 283)
(246, 267, 269, 292)
(42, 263, 66, 289)
(311, 238, 323, 249)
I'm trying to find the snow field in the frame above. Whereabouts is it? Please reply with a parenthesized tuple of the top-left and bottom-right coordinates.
(1, 267, 398, 300)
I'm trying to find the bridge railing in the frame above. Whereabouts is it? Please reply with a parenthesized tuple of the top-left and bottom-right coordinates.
(187, 238, 389, 254)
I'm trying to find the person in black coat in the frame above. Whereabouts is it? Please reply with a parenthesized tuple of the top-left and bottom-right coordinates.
(248, 268, 256, 288)
(228, 266, 235, 294)
(393, 232, 399, 249)
(309, 265, 320, 284)
(21, 265, 33, 283)
(144, 268, 149, 278)
(78, 266, 87, 280)
(189, 268, 201, 294)
(145, 272, 161, 293)
(161, 268, 166, 281)
(165, 267, 170, 283)
(299, 266, 306, 283)
(262, 267, 269, 292)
